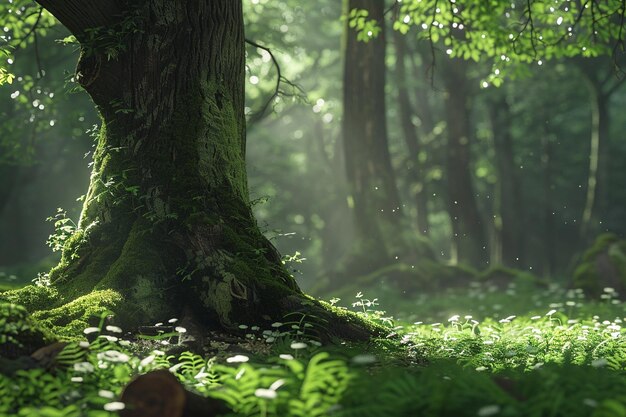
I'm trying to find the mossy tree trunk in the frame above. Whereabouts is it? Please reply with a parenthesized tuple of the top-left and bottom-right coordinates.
(32, 0, 372, 338)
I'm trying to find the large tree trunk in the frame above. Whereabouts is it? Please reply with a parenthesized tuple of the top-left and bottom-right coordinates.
(31, 0, 372, 339)
(341, 0, 403, 272)
(440, 59, 487, 266)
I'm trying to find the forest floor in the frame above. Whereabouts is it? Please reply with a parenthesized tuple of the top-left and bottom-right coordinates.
(2, 277, 626, 417)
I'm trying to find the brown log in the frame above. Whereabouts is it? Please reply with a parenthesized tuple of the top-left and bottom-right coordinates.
(120, 370, 230, 417)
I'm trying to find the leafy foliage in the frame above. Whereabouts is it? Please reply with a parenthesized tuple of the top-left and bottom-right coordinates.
(3, 284, 626, 416)
(350, 0, 626, 84)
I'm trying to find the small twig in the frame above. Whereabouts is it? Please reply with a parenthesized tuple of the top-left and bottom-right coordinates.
(612, 0, 626, 75)
(245, 38, 281, 123)
(384, 1, 401, 16)
(15, 7, 44, 49)
(33, 30, 43, 79)
(425, 0, 440, 87)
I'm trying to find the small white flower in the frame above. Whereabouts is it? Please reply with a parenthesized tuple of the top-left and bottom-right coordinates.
(97, 350, 130, 363)
(546, 309, 557, 316)
(105, 325, 123, 333)
(583, 398, 598, 407)
(140, 355, 155, 367)
(290, 342, 308, 350)
(169, 363, 184, 372)
(71, 377, 83, 383)
(255, 388, 277, 399)
(168, 318, 178, 323)
(98, 390, 115, 399)
(175, 326, 187, 333)
(269, 379, 286, 391)
(351, 354, 377, 365)
(83, 327, 99, 334)
(79, 341, 90, 348)
(279, 354, 294, 360)
(226, 355, 249, 363)
(73, 362, 94, 373)
(591, 358, 607, 368)
(477, 404, 501, 416)
(104, 402, 125, 411)
(195, 367, 210, 379)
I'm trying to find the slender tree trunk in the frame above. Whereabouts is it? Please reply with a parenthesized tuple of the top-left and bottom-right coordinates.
(487, 93, 524, 267)
(576, 56, 625, 244)
(30, 0, 372, 339)
(441, 59, 487, 266)
(342, 0, 403, 270)
(541, 131, 556, 276)
(392, 29, 430, 235)
(580, 81, 609, 242)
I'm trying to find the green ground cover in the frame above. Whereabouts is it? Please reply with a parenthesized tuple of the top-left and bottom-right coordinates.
(2, 279, 626, 417)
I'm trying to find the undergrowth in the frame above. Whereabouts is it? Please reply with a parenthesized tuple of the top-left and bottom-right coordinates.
(3, 280, 626, 417)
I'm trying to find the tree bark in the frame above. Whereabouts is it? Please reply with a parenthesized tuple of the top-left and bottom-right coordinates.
(440, 59, 487, 266)
(486, 92, 524, 267)
(541, 129, 556, 277)
(31, 0, 373, 339)
(392, 29, 430, 236)
(341, 0, 405, 273)
(576, 56, 624, 244)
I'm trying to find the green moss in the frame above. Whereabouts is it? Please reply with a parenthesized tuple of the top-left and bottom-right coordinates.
(32, 290, 122, 338)
(573, 233, 626, 297)
(478, 265, 545, 288)
(0, 302, 55, 360)
(0, 285, 61, 313)
(322, 261, 477, 299)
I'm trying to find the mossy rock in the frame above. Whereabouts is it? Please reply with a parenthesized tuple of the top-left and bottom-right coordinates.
(572, 233, 626, 298)
(478, 265, 546, 289)
(318, 261, 477, 299)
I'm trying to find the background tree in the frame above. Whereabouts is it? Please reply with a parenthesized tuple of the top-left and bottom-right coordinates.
(341, 0, 405, 275)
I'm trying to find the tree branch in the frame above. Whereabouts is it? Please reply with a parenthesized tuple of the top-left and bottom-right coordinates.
(34, 0, 124, 40)
(244, 38, 307, 125)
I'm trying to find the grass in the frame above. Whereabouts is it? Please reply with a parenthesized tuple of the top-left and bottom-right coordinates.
(3, 278, 626, 417)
